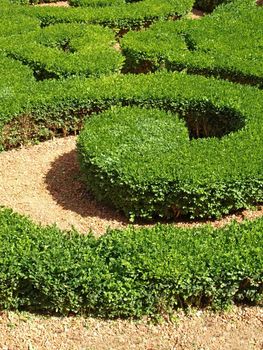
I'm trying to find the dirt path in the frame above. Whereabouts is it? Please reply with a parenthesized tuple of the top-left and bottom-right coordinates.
(0, 137, 128, 236)
(36, 1, 70, 7)
(0, 136, 262, 236)
(0, 306, 262, 350)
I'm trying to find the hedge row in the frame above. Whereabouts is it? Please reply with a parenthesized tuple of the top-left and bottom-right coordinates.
(0, 55, 36, 131)
(0, 12, 39, 37)
(121, 0, 263, 87)
(10, 0, 234, 12)
(0, 207, 262, 317)
(1, 70, 263, 147)
(9, 0, 194, 29)
(0, 23, 124, 79)
(77, 103, 262, 220)
(0, 71, 262, 218)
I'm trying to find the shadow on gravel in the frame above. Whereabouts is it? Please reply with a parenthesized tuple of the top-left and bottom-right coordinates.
(45, 149, 263, 229)
(45, 149, 128, 224)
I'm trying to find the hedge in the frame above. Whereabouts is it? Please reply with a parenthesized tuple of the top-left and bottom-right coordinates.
(77, 103, 262, 220)
(0, 70, 262, 217)
(0, 70, 262, 146)
(10, 0, 234, 12)
(121, 0, 263, 87)
(0, 23, 124, 79)
(0, 207, 262, 317)
(0, 0, 262, 317)
(11, 0, 194, 29)
(0, 13, 39, 37)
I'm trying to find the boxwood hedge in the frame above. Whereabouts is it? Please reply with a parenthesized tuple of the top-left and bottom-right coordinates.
(0, 0, 262, 318)
(13, 0, 194, 29)
(77, 102, 262, 220)
(121, 0, 263, 87)
(0, 207, 262, 317)
(1, 69, 262, 218)
(0, 23, 124, 79)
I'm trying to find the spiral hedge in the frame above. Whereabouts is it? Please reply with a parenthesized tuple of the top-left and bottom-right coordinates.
(0, 0, 263, 316)
(77, 103, 262, 220)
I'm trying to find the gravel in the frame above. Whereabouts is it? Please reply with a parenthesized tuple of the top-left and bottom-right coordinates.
(0, 306, 262, 350)
(0, 136, 262, 236)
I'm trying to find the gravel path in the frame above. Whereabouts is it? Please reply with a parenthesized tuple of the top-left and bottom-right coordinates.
(0, 306, 262, 350)
(0, 137, 128, 236)
(0, 136, 262, 236)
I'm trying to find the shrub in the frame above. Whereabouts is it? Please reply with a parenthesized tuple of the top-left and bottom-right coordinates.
(0, 23, 124, 79)
(121, 0, 263, 87)
(69, 0, 124, 8)
(21, 0, 194, 28)
(0, 13, 39, 37)
(77, 103, 262, 220)
(0, 207, 262, 317)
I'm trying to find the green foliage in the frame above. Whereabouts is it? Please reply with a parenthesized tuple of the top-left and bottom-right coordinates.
(69, 0, 124, 8)
(121, 0, 263, 87)
(0, 23, 124, 79)
(0, 207, 262, 317)
(0, 208, 105, 314)
(0, 0, 262, 318)
(77, 103, 263, 220)
(14, 0, 194, 29)
(0, 13, 39, 37)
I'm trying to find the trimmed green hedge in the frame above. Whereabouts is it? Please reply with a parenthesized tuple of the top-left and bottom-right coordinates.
(69, 0, 132, 8)
(0, 71, 262, 218)
(13, 0, 194, 29)
(0, 23, 124, 79)
(1, 70, 263, 147)
(0, 207, 262, 317)
(0, 13, 39, 37)
(121, 0, 263, 87)
(77, 104, 262, 220)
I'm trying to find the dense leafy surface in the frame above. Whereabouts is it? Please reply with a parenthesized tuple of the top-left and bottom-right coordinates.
(122, 0, 263, 86)
(0, 208, 262, 317)
(0, 24, 123, 78)
(78, 103, 263, 219)
(7, 0, 194, 28)
(0, 0, 262, 316)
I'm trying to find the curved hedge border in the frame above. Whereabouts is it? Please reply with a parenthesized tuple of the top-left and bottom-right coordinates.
(0, 71, 262, 218)
(0, 23, 124, 79)
(12, 0, 194, 29)
(69, 0, 145, 8)
(0, 0, 262, 318)
(121, 0, 263, 87)
(0, 207, 262, 317)
(77, 102, 262, 220)
(10, 0, 234, 12)
(0, 13, 40, 37)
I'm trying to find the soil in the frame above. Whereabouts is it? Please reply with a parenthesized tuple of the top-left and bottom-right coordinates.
(0, 139, 262, 349)
(0, 136, 262, 236)
(36, 1, 70, 7)
(189, 9, 204, 19)
(0, 306, 262, 350)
